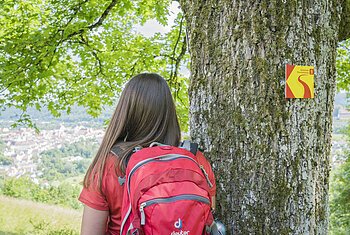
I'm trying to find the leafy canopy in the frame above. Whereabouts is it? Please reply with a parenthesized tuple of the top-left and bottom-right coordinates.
(2, 0, 349, 133)
(0, 0, 189, 131)
(337, 39, 350, 91)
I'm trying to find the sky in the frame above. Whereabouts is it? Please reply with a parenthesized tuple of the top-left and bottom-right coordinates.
(134, 1, 181, 37)
(134, 1, 189, 77)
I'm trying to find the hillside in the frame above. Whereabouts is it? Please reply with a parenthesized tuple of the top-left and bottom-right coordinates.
(0, 195, 81, 235)
(0, 105, 114, 127)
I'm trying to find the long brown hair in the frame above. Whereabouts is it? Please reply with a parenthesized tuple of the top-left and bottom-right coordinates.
(83, 73, 181, 190)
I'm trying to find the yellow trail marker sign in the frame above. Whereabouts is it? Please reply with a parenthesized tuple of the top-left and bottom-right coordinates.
(285, 64, 314, 98)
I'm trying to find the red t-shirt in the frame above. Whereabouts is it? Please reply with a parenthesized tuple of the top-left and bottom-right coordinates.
(79, 151, 216, 235)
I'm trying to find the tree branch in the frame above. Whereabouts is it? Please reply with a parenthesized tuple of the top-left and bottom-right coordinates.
(170, 15, 185, 83)
(62, 0, 117, 44)
(0, 83, 12, 94)
(91, 50, 105, 76)
(174, 36, 187, 83)
(42, 0, 89, 68)
(88, 0, 118, 30)
(71, 37, 106, 76)
(43, 0, 117, 72)
(54, 0, 89, 42)
(174, 35, 187, 102)
(339, 0, 350, 42)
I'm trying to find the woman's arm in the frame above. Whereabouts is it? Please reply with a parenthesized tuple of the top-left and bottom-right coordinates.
(81, 205, 109, 235)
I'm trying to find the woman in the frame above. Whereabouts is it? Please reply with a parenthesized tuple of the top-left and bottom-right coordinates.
(79, 73, 216, 235)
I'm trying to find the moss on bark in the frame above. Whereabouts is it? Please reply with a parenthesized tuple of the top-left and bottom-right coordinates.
(180, 0, 343, 234)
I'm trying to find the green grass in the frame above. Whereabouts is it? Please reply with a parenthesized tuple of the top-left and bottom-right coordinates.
(0, 195, 82, 235)
(61, 175, 84, 185)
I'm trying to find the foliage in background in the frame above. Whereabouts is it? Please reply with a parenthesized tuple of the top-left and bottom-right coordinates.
(41, 139, 97, 159)
(0, 0, 190, 131)
(0, 177, 81, 209)
(329, 39, 350, 235)
(337, 39, 350, 92)
(38, 140, 97, 181)
(329, 155, 350, 235)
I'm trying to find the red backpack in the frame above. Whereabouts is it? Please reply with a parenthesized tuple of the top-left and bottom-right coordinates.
(119, 141, 215, 235)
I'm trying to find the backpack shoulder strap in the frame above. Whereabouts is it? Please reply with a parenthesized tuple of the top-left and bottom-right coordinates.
(110, 144, 130, 186)
(111, 144, 142, 158)
(111, 144, 123, 157)
(110, 144, 127, 186)
(180, 140, 198, 156)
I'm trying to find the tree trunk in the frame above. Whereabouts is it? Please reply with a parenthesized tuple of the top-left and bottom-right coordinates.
(179, 0, 343, 234)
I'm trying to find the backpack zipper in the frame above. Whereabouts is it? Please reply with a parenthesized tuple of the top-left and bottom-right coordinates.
(127, 154, 214, 193)
(120, 204, 131, 235)
(139, 194, 210, 225)
(127, 154, 199, 195)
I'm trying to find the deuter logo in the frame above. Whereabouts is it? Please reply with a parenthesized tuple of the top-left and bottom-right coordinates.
(171, 218, 189, 235)
(174, 218, 182, 229)
(171, 231, 189, 235)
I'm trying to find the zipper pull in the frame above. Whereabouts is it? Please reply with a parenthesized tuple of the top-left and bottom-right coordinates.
(140, 202, 147, 225)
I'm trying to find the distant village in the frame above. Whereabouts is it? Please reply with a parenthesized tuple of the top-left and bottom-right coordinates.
(0, 104, 349, 182)
(0, 124, 104, 181)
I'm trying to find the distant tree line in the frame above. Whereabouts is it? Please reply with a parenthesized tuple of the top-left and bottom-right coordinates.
(0, 105, 114, 125)
(38, 140, 98, 181)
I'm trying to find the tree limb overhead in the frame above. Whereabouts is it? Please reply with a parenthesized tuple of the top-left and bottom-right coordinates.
(65, 0, 118, 42)
(88, 0, 118, 30)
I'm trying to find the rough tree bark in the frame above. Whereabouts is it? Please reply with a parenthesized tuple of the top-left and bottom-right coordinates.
(179, 0, 348, 234)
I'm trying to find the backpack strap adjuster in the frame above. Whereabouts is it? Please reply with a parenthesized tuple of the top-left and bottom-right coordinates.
(118, 176, 126, 186)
